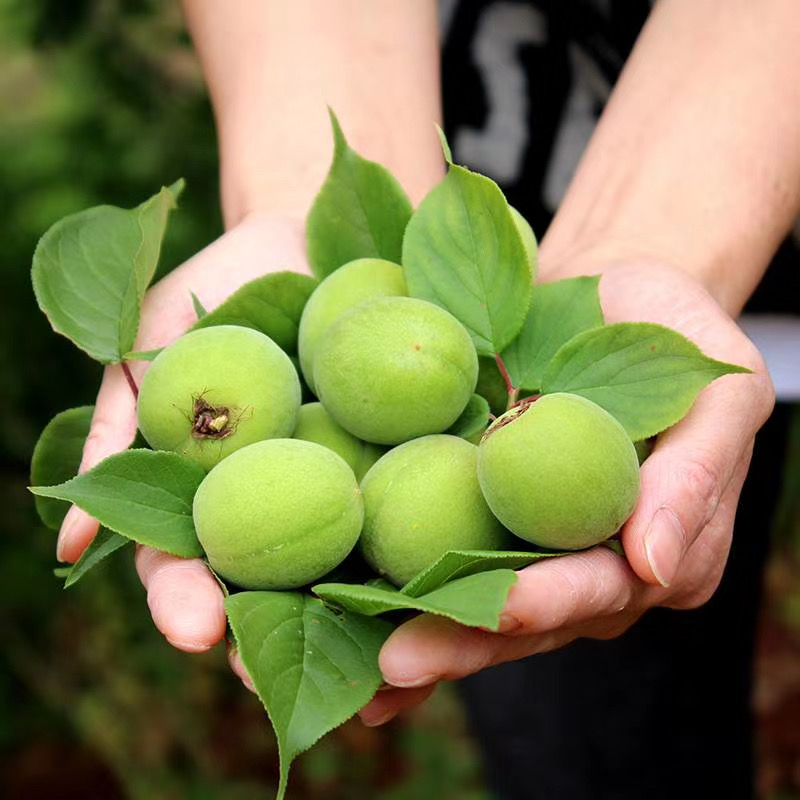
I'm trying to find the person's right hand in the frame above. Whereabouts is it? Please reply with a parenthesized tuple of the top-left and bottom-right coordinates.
(56, 212, 309, 660)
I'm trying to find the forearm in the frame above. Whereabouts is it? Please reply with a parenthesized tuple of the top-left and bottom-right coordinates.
(182, 0, 445, 229)
(541, 0, 800, 315)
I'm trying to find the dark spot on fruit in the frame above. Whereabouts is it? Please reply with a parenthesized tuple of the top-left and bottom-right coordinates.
(413, 343, 422, 351)
(192, 396, 235, 440)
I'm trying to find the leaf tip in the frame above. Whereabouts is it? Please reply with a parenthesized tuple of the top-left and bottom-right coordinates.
(435, 124, 454, 165)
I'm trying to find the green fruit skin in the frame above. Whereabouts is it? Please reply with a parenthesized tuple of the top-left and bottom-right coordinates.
(360, 435, 511, 587)
(477, 393, 640, 550)
(292, 402, 384, 482)
(509, 205, 538, 279)
(314, 296, 479, 445)
(298, 258, 406, 393)
(193, 438, 364, 590)
(137, 325, 301, 471)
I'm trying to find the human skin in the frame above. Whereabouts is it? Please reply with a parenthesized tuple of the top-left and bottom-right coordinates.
(55, 0, 797, 712)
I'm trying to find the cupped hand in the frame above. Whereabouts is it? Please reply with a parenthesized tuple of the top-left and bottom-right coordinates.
(359, 259, 775, 727)
(56, 212, 309, 656)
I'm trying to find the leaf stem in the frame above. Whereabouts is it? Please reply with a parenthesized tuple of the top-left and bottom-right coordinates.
(494, 354, 517, 409)
(122, 362, 139, 400)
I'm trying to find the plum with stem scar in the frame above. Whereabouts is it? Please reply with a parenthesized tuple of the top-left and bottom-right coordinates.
(137, 325, 301, 470)
(477, 393, 640, 550)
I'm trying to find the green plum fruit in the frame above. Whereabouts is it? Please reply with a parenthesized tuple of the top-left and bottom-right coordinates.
(509, 205, 538, 278)
(292, 402, 384, 481)
(314, 296, 479, 445)
(193, 438, 363, 589)
(477, 393, 640, 550)
(360, 435, 511, 586)
(137, 325, 301, 471)
(298, 257, 406, 392)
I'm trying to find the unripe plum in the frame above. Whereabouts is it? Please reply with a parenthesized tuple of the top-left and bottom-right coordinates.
(292, 402, 384, 481)
(193, 438, 363, 590)
(314, 296, 478, 445)
(137, 325, 301, 471)
(297, 257, 406, 392)
(477, 393, 640, 550)
(360, 435, 511, 586)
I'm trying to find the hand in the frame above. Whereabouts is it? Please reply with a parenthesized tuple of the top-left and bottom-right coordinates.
(359, 259, 775, 727)
(56, 212, 308, 660)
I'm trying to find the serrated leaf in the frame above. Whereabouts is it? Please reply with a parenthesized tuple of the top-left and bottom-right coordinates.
(226, 592, 392, 800)
(314, 570, 518, 630)
(446, 394, 491, 441)
(502, 276, 604, 391)
(192, 272, 318, 354)
(32, 181, 183, 363)
(401, 549, 564, 598)
(63, 528, 131, 588)
(541, 322, 752, 439)
(30, 406, 94, 530)
(307, 110, 413, 279)
(402, 164, 532, 355)
(29, 449, 205, 558)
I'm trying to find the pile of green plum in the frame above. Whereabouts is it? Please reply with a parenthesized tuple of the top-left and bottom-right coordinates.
(137, 256, 640, 591)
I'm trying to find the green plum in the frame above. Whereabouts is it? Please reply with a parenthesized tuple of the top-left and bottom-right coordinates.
(298, 257, 406, 392)
(314, 296, 479, 445)
(137, 325, 300, 471)
(477, 393, 640, 550)
(193, 438, 363, 589)
(360, 435, 511, 586)
(292, 402, 384, 481)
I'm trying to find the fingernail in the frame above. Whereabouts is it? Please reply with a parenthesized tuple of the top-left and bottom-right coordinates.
(644, 507, 685, 587)
(384, 672, 437, 689)
(56, 507, 80, 562)
(360, 709, 396, 728)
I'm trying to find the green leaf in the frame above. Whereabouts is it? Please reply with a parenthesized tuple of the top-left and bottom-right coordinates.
(401, 549, 563, 598)
(32, 181, 184, 363)
(63, 528, 131, 588)
(29, 449, 205, 558)
(446, 394, 491, 442)
(541, 322, 752, 440)
(402, 164, 532, 355)
(501, 276, 604, 391)
(226, 592, 392, 800)
(314, 570, 518, 630)
(307, 110, 413, 279)
(30, 406, 94, 530)
(192, 272, 317, 354)
(435, 124, 454, 165)
(123, 348, 162, 362)
(191, 292, 208, 319)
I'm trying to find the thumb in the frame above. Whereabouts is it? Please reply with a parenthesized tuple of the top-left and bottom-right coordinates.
(56, 363, 140, 563)
(622, 371, 773, 588)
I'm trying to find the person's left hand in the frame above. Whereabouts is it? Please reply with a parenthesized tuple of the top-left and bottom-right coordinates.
(358, 258, 775, 727)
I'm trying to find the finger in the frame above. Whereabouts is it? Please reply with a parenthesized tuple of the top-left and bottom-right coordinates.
(136, 547, 227, 653)
(56, 364, 140, 563)
(379, 547, 648, 687)
(228, 646, 257, 694)
(358, 684, 438, 727)
(622, 368, 770, 587)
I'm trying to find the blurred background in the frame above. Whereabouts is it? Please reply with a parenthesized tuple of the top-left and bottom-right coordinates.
(1, 2, 798, 798)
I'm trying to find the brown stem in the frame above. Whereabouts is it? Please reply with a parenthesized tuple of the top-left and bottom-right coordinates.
(494, 354, 518, 409)
(121, 362, 139, 400)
